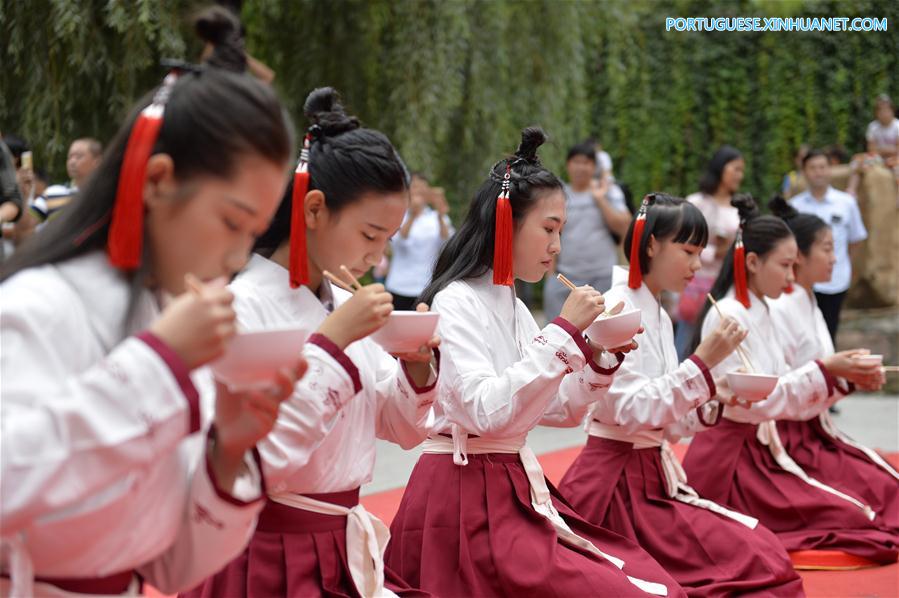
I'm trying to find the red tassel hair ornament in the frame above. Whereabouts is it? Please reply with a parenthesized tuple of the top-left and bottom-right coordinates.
(493, 163, 513, 286)
(627, 195, 651, 289)
(289, 132, 313, 288)
(107, 72, 178, 270)
(733, 228, 751, 308)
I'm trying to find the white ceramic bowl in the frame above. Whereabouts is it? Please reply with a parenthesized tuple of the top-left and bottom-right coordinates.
(211, 327, 309, 391)
(726, 371, 779, 402)
(370, 311, 440, 353)
(853, 354, 883, 367)
(585, 309, 642, 350)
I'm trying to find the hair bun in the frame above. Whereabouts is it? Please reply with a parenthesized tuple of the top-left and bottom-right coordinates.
(768, 195, 798, 221)
(303, 87, 360, 137)
(195, 6, 240, 45)
(194, 6, 246, 73)
(731, 193, 760, 224)
(514, 126, 547, 164)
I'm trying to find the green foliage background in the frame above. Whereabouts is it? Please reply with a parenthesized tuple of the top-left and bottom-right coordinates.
(2, 0, 897, 217)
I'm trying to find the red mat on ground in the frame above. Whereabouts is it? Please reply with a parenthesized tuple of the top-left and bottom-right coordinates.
(146, 445, 899, 598)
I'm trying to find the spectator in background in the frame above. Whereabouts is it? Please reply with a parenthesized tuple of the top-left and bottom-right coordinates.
(0, 134, 24, 259)
(590, 137, 614, 182)
(674, 145, 744, 359)
(825, 143, 850, 166)
(543, 141, 631, 321)
(385, 173, 454, 310)
(782, 143, 810, 198)
(866, 94, 899, 165)
(790, 149, 868, 343)
(32, 137, 101, 221)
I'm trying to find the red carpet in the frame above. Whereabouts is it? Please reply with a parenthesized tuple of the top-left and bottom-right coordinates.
(145, 444, 899, 597)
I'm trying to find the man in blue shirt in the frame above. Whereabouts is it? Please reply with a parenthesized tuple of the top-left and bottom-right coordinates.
(790, 149, 868, 342)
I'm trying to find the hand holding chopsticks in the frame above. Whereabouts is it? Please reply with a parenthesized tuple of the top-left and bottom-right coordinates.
(705, 293, 755, 372)
(555, 273, 607, 331)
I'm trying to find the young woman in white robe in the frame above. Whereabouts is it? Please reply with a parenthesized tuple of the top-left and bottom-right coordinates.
(560, 193, 804, 596)
(768, 197, 897, 542)
(0, 65, 301, 596)
(183, 87, 437, 598)
(385, 128, 683, 598)
(684, 194, 898, 567)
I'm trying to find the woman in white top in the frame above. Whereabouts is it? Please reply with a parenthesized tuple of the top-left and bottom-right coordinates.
(385, 173, 453, 310)
(684, 195, 898, 567)
(183, 87, 437, 598)
(386, 128, 682, 598)
(0, 58, 299, 595)
(768, 197, 897, 541)
(561, 193, 803, 596)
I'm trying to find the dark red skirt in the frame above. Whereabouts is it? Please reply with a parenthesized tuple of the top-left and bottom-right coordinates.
(559, 435, 804, 597)
(386, 452, 686, 598)
(683, 418, 898, 564)
(777, 417, 899, 535)
(180, 489, 430, 598)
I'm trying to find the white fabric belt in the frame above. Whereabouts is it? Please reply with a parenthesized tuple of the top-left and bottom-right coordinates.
(589, 421, 758, 529)
(756, 420, 876, 520)
(818, 413, 899, 482)
(423, 428, 668, 596)
(268, 492, 397, 598)
(0, 534, 141, 597)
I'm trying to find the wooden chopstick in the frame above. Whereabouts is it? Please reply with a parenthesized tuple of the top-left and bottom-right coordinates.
(557, 273, 618, 318)
(556, 273, 577, 291)
(882, 366, 899, 373)
(339, 265, 363, 290)
(706, 293, 756, 373)
(322, 270, 356, 294)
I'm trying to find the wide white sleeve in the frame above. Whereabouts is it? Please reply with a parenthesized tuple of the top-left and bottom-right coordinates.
(1, 283, 201, 535)
(136, 431, 264, 593)
(702, 305, 838, 423)
(231, 295, 364, 491)
(435, 289, 604, 437)
(539, 341, 620, 428)
(595, 341, 717, 435)
(372, 343, 437, 449)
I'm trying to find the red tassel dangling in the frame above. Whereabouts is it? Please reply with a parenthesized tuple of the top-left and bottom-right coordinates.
(288, 134, 312, 288)
(627, 196, 650, 289)
(733, 229, 750, 308)
(493, 164, 513, 286)
(108, 73, 177, 270)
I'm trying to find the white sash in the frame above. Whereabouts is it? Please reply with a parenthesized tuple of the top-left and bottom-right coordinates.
(756, 420, 876, 520)
(589, 421, 758, 529)
(422, 430, 669, 596)
(267, 493, 397, 598)
(818, 413, 899, 482)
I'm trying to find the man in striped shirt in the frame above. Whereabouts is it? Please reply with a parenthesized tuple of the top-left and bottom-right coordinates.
(31, 138, 101, 221)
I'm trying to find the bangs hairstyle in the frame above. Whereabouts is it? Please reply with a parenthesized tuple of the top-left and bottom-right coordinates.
(623, 192, 709, 276)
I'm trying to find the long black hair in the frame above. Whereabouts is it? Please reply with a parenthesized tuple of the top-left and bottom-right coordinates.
(768, 195, 829, 255)
(418, 127, 561, 306)
(1, 25, 294, 286)
(252, 87, 409, 257)
(622, 192, 709, 279)
(698, 145, 743, 195)
(689, 194, 793, 351)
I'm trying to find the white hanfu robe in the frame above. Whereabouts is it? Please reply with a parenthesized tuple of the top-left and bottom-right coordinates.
(1, 251, 264, 597)
(187, 254, 436, 598)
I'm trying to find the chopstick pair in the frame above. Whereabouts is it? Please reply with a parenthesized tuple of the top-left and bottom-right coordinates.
(555, 273, 623, 317)
(706, 294, 756, 373)
(323, 265, 363, 294)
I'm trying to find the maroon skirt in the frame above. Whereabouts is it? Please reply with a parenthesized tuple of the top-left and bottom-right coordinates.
(180, 489, 430, 598)
(777, 417, 899, 535)
(683, 418, 898, 564)
(386, 452, 686, 597)
(559, 435, 804, 597)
